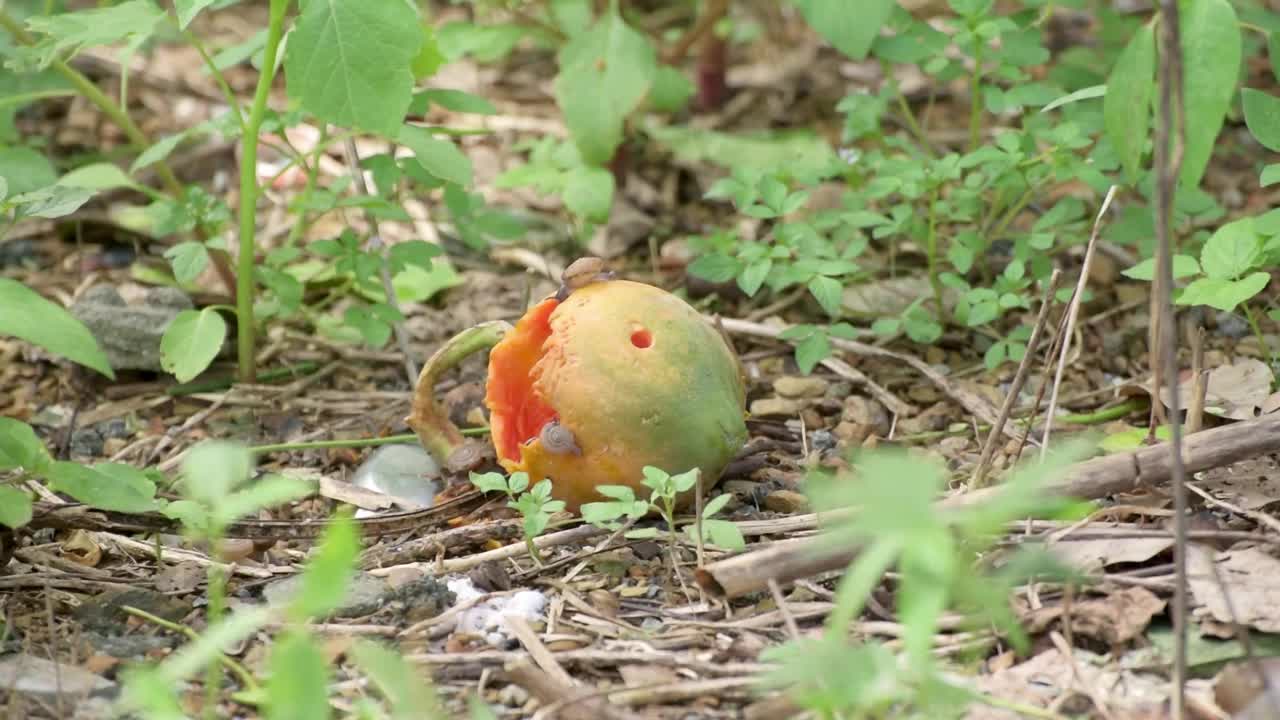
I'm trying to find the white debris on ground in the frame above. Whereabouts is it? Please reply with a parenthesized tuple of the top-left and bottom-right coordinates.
(447, 577, 547, 648)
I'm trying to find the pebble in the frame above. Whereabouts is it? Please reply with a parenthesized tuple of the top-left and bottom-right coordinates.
(69, 285, 194, 372)
(263, 571, 390, 618)
(763, 489, 810, 514)
(350, 444, 440, 516)
(1215, 311, 1251, 339)
(841, 396, 891, 437)
(749, 397, 805, 417)
(0, 654, 114, 701)
(773, 376, 828, 399)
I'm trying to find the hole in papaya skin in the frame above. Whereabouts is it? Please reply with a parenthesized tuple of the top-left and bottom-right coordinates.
(631, 328, 653, 348)
(487, 298, 559, 464)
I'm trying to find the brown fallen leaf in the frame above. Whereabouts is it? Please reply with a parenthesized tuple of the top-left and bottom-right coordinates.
(1189, 545, 1280, 633)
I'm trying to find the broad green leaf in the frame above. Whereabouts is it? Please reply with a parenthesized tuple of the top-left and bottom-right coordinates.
(1243, 88, 1280, 152)
(794, 0, 894, 61)
(132, 123, 214, 173)
(0, 279, 114, 378)
(1200, 217, 1262, 279)
(1263, 163, 1280, 187)
(702, 493, 733, 519)
(8, 185, 94, 218)
(25, 0, 164, 68)
(562, 165, 614, 222)
(410, 24, 446, 81)
(215, 473, 312, 528)
(56, 162, 137, 191)
(1040, 84, 1106, 113)
(553, 9, 657, 165)
(398, 125, 472, 186)
(737, 259, 772, 296)
(687, 254, 740, 284)
(289, 510, 360, 622)
(284, 0, 422, 137)
(159, 307, 226, 382)
(1103, 23, 1155, 183)
(0, 486, 33, 529)
(795, 331, 830, 375)
(175, 0, 216, 29)
(412, 89, 495, 115)
(351, 641, 444, 719)
(1121, 254, 1200, 281)
(807, 275, 843, 318)
(0, 417, 51, 474)
(46, 461, 159, 513)
(0, 146, 56, 194)
(1176, 273, 1270, 311)
(266, 633, 331, 720)
(180, 440, 252, 506)
(649, 65, 695, 113)
(703, 519, 745, 550)
(164, 242, 210, 285)
(1178, 0, 1241, 188)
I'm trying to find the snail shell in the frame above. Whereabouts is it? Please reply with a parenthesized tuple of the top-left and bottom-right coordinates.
(555, 257, 613, 301)
(539, 420, 582, 455)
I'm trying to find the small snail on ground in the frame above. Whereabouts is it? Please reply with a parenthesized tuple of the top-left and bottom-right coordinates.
(539, 420, 582, 455)
(555, 256, 614, 301)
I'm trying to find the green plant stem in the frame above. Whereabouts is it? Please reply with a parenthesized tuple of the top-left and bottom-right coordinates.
(968, 33, 985, 153)
(248, 428, 490, 455)
(119, 605, 260, 693)
(204, 537, 227, 720)
(987, 182, 1040, 242)
(180, 27, 246, 132)
(892, 398, 1150, 444)
(235, 0, 290, 384)
(1241, 303, 1277, 367)
(284, 126, 328, 248)
(886, 69, 934, 156)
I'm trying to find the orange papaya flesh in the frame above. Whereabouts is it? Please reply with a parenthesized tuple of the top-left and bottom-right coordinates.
(484, 280, 748, 512)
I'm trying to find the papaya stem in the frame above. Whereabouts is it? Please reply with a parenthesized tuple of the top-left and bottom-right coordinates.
(407, 321, 512, 463)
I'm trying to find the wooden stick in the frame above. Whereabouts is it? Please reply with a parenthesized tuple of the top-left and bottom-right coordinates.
(696, 412, 1280, 599)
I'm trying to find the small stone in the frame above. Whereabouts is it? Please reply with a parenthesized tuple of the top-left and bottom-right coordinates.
(907, 384, 943, 403)
(764, 489, 809, 513)
(351, 444, 440, 514)
(896, 402, 951, 435)
(723, 480, 763, 498)
(1216, 311, 1251, 340)
(384, 565, 425, 589)
(750, 397, 805, 417)
(0, 654, 114, 700)
(70, 285, 195, 371)
(800, 408, 824, 431)
(842, 396, 891, 436)
(938, 436, 969, 457)
(497, 684, 530, 707)
(834, 421, 870, 444)
(925, 346, 946, 365)
(773, 376, 828, 399)
(807, 429, 836, 453)
(588, 589, 619, 618)
(263, 571, 390, 619)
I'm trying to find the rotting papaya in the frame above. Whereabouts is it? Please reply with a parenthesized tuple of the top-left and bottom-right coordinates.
(484, 278, 748, 512)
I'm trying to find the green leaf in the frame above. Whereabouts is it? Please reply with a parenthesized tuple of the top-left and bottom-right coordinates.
(795, 331, 830, 375)
(0, 279, 114, 378)
(1040, 84, 1106, 114)
(153, 606, 271, 684)
(1271, 32, 1280, 84)
(164, 242, 210, 285)
(351, 641, 444, 719)
(738, 259, 772, 296)
(0, 418, 51, 474)
(1103, 23, 1155, 183)
(410, 24, 446, 81)
(807, 275, 843, 318)
(1243, 89, 1280, 152)
(649, 65, 695, 113)
(180, 440, 252, 506)
(1200, 217, 1262, 279)
(132, 123, 213, 173)
(160, 308, 226, 382)
(25, 0, 164, 68)
(687, 254, 739, 284)
(8, 186, 94, 219)
(174, 0, 216, 29)
(216, 474, 312, 529)
(1179, 0, 1242, 188)
(0, 486, 33, 529)
(469, 471, 511, 495)
(1176, 273, 1270, 311)
(284, 0, 422, 137)
(289, 510, 360, 622)
(1121, 255, 1200, 281)
(794, 0, 894, 60)
(562, 165, 614, 222)
(702, 493, 732, 519)
(412, 89, 495, 115)
(1262, 163, 1280, 187)
(387, 240, 440, 273)
(398, 125, 472, 186)
(56, 162, 138, 192)
(553, 8, 657, 165)
(703, 519, 745, 550)
(0, 146, 56, 194)
(46, 461, 159, 513)
(266, 632, 331, 720)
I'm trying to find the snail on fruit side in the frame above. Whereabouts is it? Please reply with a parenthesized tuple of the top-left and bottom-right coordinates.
(539, 420, 582, 456)
(555, 256, 614, 302)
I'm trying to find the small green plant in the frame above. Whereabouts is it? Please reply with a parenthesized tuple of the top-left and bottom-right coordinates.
(469, 470, 566, 565)
(760, 443, 1091, 718)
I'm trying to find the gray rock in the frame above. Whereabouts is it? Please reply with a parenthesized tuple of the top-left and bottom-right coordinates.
(70, 285, 193, 371)
(74, 588, 191, 636)
(1216, 311, 1251, 339)
(262, 570, 389, 619)
(351, 444, 440, 515)
(0, 654, 115, 700)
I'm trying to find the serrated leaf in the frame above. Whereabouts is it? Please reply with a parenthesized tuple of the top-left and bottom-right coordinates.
(47, 461, 159, 513)
(1243, 88, 1280, 152)
(738, 259, 772, 296)
(175, 0, 216, 29)
(807, 275, 843, 318)
(562, 165, 614, 222)
(284, 0, 422, 137)
(0, 486, 33, 529)
(25, 0, 164, 68)
(56, 162, 137, 191)
(795, 331, 830, 375)
(1201, 217, 1262, 279)
(398, 125, 472, 186)
(794, 0, 894, 60)
(0, 147, 56, 195)
(266, 633, 331, 720)
(553, 8, 656, 165)
(1103, 23, 1155, 183)
(159, 307, 226, 383)
(164, 242, 210, 285)
(1121, 255, 1200, 281)
(0, 418, 51, 474)
(0, 278, 114, 378)
(1176, 273, 1270, 311)
(1179, 0, 1242, 188)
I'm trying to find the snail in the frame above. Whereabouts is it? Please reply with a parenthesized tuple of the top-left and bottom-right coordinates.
(555, 256, 614, 302)
(539, 420, 582, 456)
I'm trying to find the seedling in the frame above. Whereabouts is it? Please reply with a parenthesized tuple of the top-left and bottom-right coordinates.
(469, 471, 566, 565)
